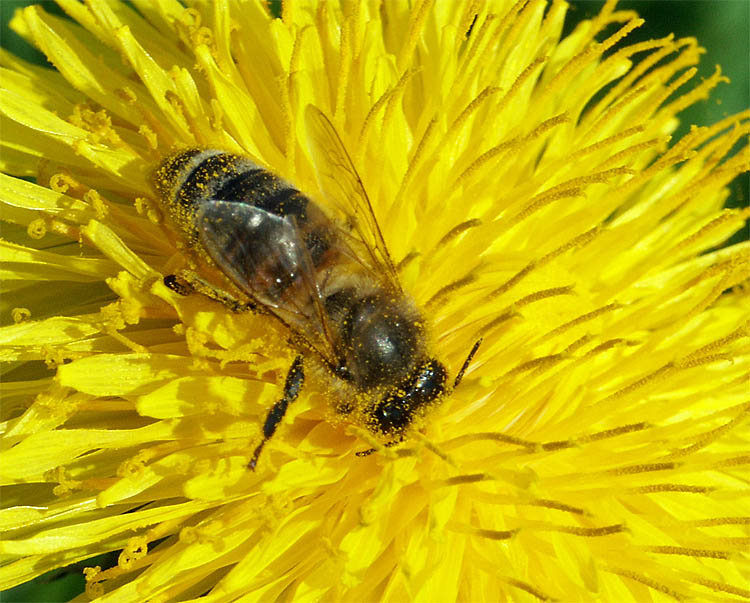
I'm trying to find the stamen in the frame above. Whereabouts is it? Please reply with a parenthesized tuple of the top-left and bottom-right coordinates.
(609, 462, 677, 476)
(506, 187, 582, 227)
(118, 535, 149, 570)
(358, 89, 396, 151)
(435, 477, 590, 519)
(452, 421, 648, 460)
(46, 466, 82, 497)
(396, 250, 420, 273)
(437, 473, 492, 486)
(83, 189, 108, 220)
(482, 286, 577, 339)
(27, 218, 47, 239)
(436, 219, 483, 249)
(676, 208, 750, 252)
(499, 576, 553, 602)
(540, 439, 575, 452)
(645, 126, 704, 173)
(449, 86, 502, 136)
(544, 302, 623, 340)
(595, 136, 667, 170)
(598, 17, 645, 54)
(431, 56, 545, 193)
(11, 307, 31, 323)
(676, 352, 733, 370)
(651, 67, 700, 115)
(663, 66, 729, 117)
(533, 523, 625, 537)
(396, 117, 436, 202)
(505, 353, 568, 377)
(164, 89, 190, 132)
(703, 108, 750, 137)
(412, 432, 456, 466)
(425, 273, 477, 309)
(49, 172, 82, 194)
(490, 226, 601, 297)
(454, 13, 496, 87)
(680, 516, 750, 527)
(605, 567, 685, 601)
(441, 432, 538, 452)
(488, 264, 535, 299)
(514, 285, 576, 307)
(383, 69, 419, 134)
(277, 74, 294, 172)
(683, 328, 750, 364)
(334, 16, 351, 118)
(490, 56, 547, 118)
(572, 125, 646, 160)
(84, 564, 124, 599)
(448, 521, 517, 541)
(714, 455, 750, 468)
(593, 89, 660, 150)
(691, 578, 750, 599)
(475, 309, 520, 340)
(583, 422, 650, 442)
(456, 113, 569, 186)
(630, 484, 712, 494)
(540, 18, 644, 102)
(396, 0, 432, 72)
(584, 337, 639, 358)
(595, 363, 676, 406)
(346, 1, 364, 58)
(701, 129, 750, 179)
(100, 303, 148, 354)
(457, 2, 481, 40)
(588, 38, 684, 126)
(643, 546, 729, 560)
(528, 499, 586, 516)
(589, 0, 629, 36)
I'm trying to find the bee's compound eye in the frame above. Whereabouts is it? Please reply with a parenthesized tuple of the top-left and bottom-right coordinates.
(373, 399, 410, 434)
(409, 360, 447, 404)
(370, 360, 447, 435)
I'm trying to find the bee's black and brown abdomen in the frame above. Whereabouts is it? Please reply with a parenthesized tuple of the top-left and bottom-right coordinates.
(154, 150, 339, 305)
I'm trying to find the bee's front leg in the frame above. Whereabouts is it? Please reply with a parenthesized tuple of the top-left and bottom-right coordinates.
(248, 356, 305, 471)
(163, 270, 256, 313)
(355, 438, 402, 458)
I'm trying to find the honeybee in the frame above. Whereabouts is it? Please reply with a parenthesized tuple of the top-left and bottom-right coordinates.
(153, 106, 479, 470)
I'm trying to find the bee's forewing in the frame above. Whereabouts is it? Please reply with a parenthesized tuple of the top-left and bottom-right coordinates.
(305, 105, 402, 293)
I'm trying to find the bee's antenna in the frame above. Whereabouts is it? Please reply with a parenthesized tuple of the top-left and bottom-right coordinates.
(454, 338, 482, 388)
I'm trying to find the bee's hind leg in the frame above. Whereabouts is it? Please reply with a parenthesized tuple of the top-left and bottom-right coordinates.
(249, 356, 305, 471)
(163, 270, 256, 313)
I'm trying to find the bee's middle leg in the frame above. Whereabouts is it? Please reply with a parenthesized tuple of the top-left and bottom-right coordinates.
(248, 356, 305, 470)
(163, 270, 256, 313)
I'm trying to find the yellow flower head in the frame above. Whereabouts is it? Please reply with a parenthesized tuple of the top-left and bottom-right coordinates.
(1, 1, 748, 601)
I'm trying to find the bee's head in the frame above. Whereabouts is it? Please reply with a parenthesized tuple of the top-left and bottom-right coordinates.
(368, 359, 447, 436)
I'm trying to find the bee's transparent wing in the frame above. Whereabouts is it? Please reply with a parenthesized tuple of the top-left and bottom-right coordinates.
(305, 104, 402, 293)
(196, 199, 340, 366)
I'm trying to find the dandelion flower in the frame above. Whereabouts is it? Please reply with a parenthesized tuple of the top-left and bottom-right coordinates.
(1, 1, 749, 601)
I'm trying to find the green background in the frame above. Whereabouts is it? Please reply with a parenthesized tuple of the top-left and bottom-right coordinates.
(1, 1, 748, 601)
